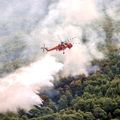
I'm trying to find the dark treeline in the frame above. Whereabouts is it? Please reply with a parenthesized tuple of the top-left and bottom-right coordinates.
(0, 49, 120, 120)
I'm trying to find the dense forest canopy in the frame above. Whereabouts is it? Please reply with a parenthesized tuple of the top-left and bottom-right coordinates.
(0, 48, 120, 120)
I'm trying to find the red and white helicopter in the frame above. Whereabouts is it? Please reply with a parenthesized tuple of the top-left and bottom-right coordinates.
(41, 37, 76, 54)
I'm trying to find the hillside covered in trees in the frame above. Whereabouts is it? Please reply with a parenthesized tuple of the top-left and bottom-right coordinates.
(0, 49, 120, 120)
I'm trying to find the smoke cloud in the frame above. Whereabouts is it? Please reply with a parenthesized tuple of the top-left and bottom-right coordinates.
(0, 55, 63, 112)
(0, 0, 119, 112)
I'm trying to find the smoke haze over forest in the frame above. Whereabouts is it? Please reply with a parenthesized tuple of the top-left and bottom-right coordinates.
(0, 0, 120, 112)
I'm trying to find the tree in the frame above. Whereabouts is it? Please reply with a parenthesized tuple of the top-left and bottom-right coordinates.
(84, 112, 95, 120)
(93, 107, 107, 119)
(113, 108, 120, 118)
(73, 98, 86, 111)
(106, 78, 120, 97)
(58, 95, 68, 110)
(62, 113, 84, 120)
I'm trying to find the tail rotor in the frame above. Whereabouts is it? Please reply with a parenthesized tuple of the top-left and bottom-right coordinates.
(41, 44, 47, 52)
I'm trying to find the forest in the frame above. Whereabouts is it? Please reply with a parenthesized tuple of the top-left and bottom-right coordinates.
(0, 49, 120, 120)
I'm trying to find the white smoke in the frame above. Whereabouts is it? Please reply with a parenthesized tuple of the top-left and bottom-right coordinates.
(0, 55, 63, 112)
(31, 0, 105, 76)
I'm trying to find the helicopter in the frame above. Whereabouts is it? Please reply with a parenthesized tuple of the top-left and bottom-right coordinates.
(41, 37, 76, 54)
